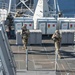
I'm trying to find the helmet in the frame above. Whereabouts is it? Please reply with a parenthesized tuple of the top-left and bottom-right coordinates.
(22, 25, 26, 29)
(55, 30, 59, 33)
(24, 25, 26, 27)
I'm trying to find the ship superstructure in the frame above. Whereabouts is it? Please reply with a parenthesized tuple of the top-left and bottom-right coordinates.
(0, 0, 75, 75)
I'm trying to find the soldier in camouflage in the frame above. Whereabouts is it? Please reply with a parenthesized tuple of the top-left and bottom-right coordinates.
(52, 30, 61, 59)
(22, 25, 30, 50)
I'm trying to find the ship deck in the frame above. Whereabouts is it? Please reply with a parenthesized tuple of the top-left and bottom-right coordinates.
(9, 35, 75, 75)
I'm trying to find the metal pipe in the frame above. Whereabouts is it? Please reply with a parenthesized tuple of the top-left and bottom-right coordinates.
(21, 0, 34, 14)
(57, 0, 60, 12)
(55, 50, 58, 71)
(16, 2, 21, 7)
(26, 49, 28, 70)
(54, 0, 57, 15)
(8, 0, 12, 14)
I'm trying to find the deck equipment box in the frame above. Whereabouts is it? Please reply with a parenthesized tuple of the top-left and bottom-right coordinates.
(16, 30, 42, 45)
(60, 30, 74, 44)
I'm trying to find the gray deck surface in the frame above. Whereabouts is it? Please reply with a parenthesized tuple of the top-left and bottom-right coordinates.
(9, 36, 75, 75)
(16, 71, 56, 75)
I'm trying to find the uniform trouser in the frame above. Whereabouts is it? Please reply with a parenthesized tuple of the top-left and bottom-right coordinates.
(55, 42, 61, 58)
(22, 39, 28, 49)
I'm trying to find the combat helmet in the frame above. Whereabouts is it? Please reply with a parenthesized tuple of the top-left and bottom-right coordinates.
(22, 25, 27, 30)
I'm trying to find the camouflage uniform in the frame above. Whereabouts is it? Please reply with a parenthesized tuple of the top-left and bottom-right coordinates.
(52, 30, 61, 58)
(22, 25, 29, 50)
(6, 13, 14, 38)
(15, 11, 23, 17)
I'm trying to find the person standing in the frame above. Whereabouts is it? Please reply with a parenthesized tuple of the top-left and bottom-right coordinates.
(6, 13, 14, 38)
(22, 25, 30, 50)
(52, 30, 61, 59)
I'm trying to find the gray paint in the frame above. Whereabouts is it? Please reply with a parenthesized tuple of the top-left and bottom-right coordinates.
(37, 19, 57, 34)
(60, 30, 74, 44)
(0, 24, 16, 75)
(28, 30, 42, 44)
(0, 28, 15, 75)
(16, 30, 42, 45)
(60, 21, 69, 29)
(16, 30, 22, 45)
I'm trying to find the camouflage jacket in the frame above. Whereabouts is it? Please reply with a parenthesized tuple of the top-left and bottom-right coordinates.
(22, 29, 30, 39)
(52, 32, 61, 42)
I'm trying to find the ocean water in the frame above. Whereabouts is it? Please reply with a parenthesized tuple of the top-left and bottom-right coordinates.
(34, 0, 75, 17)
(58, 0, 75, 17)
(0, 0, 75, 17)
